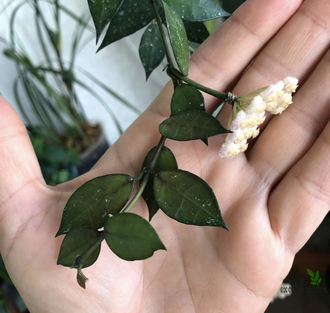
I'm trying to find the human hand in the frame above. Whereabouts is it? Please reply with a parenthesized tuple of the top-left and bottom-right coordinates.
(0, 0, 329, 312)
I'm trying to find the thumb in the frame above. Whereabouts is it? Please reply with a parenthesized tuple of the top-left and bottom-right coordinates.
(0, 97, 44, 241)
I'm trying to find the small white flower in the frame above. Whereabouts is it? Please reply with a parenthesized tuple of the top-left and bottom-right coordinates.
(219, 77, 298, 158)
(283, 77, 298, 93)
(230, 110, 246, 131)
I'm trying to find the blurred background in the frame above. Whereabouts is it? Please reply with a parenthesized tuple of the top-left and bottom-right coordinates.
(0, 0, 328, 312)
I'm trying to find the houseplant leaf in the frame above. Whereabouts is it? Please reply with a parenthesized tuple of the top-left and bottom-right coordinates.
(162, 1, 189, 76)
(170, 84, 208, 145)
(142, 146, 178, 220)
(154, 170, 228, 228)
(99, 0, 154, 50)
(183, 20, 209, 44)
(163, 0, 231, 21)
(57, 228, 101, 268)
(139, 23, 166, 80)
(171, 84, 205, 115)
(105, 213, 166, 261)
(159, 110, 230, 141)
(221, 0, 246, 14)
(87, 0, 124, 43)
(56, 174, 134, 236)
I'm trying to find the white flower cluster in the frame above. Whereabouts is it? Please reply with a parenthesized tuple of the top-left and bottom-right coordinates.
(219, 77, 298, 158)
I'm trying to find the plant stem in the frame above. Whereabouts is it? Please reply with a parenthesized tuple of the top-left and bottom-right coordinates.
(121, 1, 170, 215)
(123, 173, 150, 213)
(168, 67, 229, 100)
(74, 232, 105, 268)
(151, 0, 174, 67)
(149, 135, 166, 170)
(123, 135, 166, 213)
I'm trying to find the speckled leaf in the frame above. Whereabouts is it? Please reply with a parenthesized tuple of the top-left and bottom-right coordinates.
(154, 170, 228, 228)
(171, 84, 208, 145)
(87, 0, 124, 42)
(57, 228, 101, 268)
(139, 23, 166, 80)
(105, 213, 166, 261)
(159, 110, 230, 141)
(164, 0, 231, 21)
(142, 146, 178, 220)
(171, 84, 205, 115)
(163, 1, 189, 76)
(99, 0, 154, 50)
(56, 174, 134, 236)
(184, 20, 209, 44)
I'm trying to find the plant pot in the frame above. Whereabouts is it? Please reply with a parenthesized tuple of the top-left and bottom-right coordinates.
(77, 129, 110, 175)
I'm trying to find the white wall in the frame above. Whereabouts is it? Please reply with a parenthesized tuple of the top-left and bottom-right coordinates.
(0, 0, 169, 144)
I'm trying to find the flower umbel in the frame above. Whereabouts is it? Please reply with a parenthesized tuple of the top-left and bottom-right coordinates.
(219, 77, 298, 158)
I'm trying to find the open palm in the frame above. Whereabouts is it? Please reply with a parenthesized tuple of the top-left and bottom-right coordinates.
(1, 0, 329, 312)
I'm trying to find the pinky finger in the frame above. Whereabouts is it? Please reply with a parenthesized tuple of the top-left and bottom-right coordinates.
(268, 120, 330, 254)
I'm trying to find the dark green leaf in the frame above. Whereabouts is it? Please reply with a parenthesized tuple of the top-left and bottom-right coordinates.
(142, 146, 178, 220)
(142, 179, 159, 221)
(56, 174, 134, 236)
(310, 277, 316, 282)
(154, 170, 228, 228)
(163, 1, 189, 76)
(171, 84, 205, 116)
(171, 84, 208, 145)
(57, 228, 101, 268)
(105, 213, 166, 261)
(310, 282, 317, 285)
(88, 0, 124, 42)
(221, 0, 246, 14)
(143, 146, 178, 173)
(307, 268, 314, 278)
(164, 0, 231, 21)
(315, 271, 319, 281)
(99, 0, 154, 50)
(318, 278, 322, 284)
(160, 110, 230, 141)
(139, 23, 166, 80)
(184, 20, 209, 44)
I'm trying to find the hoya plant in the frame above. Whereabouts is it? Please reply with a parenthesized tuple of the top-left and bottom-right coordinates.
(56, 0, 298, 288)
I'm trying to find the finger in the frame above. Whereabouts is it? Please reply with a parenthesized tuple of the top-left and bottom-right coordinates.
(269, 120, 330, 254)
(230, 0, 330, 182)
(249, 47, 330, 183)
(0, 97, 44, 225)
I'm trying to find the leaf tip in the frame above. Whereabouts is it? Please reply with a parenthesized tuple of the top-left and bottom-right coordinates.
(159, 242, 167, 252)
(145, 72, 151, 81)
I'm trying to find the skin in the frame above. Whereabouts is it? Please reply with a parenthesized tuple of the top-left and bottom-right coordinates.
(0, 0, 329, 312)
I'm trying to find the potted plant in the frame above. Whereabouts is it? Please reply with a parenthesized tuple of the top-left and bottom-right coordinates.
(0, 0, 141, 178)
